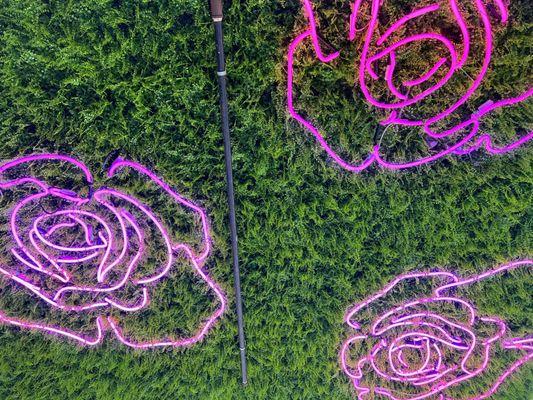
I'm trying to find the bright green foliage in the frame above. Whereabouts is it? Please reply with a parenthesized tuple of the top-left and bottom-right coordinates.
(0, 1, 531, 399)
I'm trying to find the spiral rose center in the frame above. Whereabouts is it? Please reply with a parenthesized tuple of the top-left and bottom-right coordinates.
(364, 33, 457, 108)
(389, 337, 439, 378)
(394, 344, 427, 372)
(35, 210, 109, 251)
(33, 211, 110, 265)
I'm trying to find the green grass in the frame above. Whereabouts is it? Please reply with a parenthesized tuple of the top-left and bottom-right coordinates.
(0, 0, 531, 398)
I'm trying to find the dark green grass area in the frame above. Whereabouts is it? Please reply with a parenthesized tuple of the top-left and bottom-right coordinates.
(0, 0, 531, 399)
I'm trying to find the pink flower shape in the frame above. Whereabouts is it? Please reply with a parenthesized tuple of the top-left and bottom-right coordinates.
(340, 259, 533, 399)
(0, 154, 226, 348)
(288, 0, 532, 171)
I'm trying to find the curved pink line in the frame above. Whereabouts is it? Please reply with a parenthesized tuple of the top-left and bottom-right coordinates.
(10, 191, 71, 282)
(288, 0, 532, 173)
(44, 221, 77, 238)
(362, 33, 459, 109)
(108, 159, 211, 264)
(11, 247, 69, 283)
(0, 155, 227, 349)
(377, 4, 441, 46)
(288, 30, 377, 172)
(107, 247, 226, 348)
(105, 288, 150, 312)
(92, 198, 132, 283)
(53, 208, 144, 301)
(302, 0, 340, 62)
(449, 0, 470, 68)
(348, 0, 364, 41)
(341, 260, 533, 399)
(492, 0, 509, 24)
(0, 154, 93, 184)
(345, 271, 458, 328)
(0, 266, 108, 311)
(404, 58, 447, 88)
(93, 188, 173, 285)
(340, 334, 368, 379)
(0, 314, 105, 346)
(385, 52, 408, 100)
(435, 259, 533, 296)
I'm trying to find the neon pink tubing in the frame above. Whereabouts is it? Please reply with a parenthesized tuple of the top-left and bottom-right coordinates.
(340, 259, 532, 399)
(0, 154, 226, 348)
(287, 0, 532, 172)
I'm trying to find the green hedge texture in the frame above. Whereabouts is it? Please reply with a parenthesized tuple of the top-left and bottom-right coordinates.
(0, 0, 531, 399)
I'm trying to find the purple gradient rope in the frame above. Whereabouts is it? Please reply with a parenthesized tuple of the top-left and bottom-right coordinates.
(287, 0, 532, 172)
(340, 259, 532, 399)
(0, 154, 226, 348)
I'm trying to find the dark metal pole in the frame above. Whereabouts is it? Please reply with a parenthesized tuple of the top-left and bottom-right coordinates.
(209, 0, 248, 385)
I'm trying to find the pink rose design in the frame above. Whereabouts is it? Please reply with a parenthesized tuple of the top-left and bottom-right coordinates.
(340, 260, 533, 399)
(0, 154, 226, 348)
(288, 0, 532, 171)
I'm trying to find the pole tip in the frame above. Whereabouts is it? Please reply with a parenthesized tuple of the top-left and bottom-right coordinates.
(209, 0, 223, 20)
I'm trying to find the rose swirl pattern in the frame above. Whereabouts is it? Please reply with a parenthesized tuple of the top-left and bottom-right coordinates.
(288, 0, 532, 171)
(0, 154, 226, 348)
(340, 259, 532, 399)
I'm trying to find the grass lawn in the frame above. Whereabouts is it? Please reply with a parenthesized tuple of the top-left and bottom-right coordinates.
(0, 1, 531, 399)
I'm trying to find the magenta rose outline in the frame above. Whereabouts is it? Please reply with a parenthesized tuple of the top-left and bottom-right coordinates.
(287, 0, 533, 172)
(340, 259, 533, 399)
(0, 154, 227, 348)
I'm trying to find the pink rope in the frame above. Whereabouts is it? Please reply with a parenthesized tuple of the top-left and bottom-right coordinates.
(288, 0, 532, 172)
(340, 259, 532, 399)
(0, 154, 226, 348)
